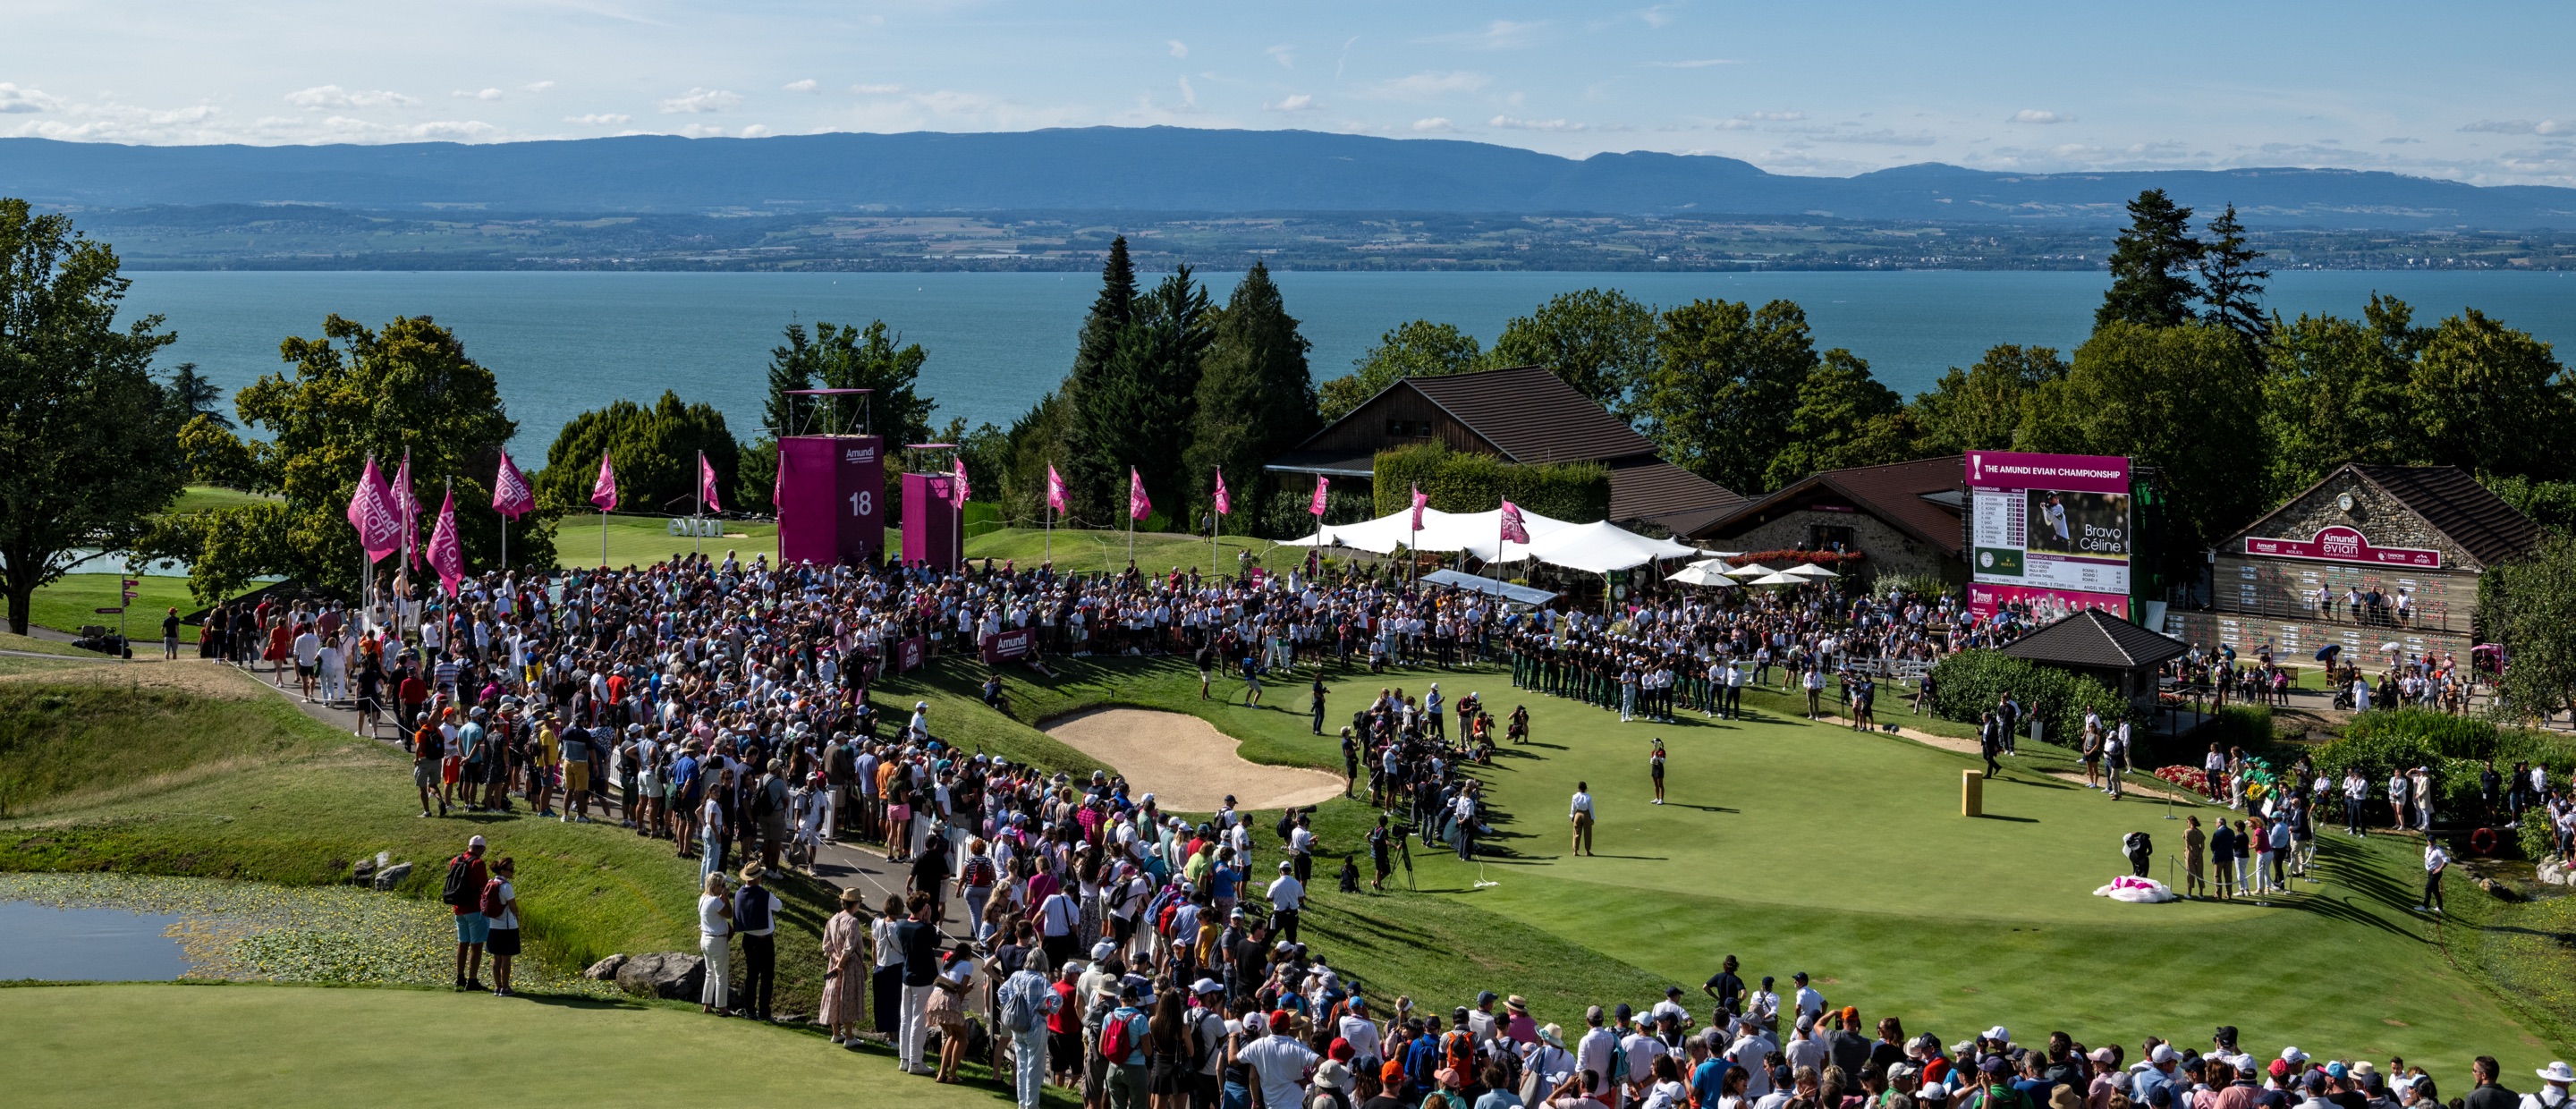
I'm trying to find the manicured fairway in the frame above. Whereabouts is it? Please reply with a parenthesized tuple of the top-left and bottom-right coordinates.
(0, 984, 1057, 1108)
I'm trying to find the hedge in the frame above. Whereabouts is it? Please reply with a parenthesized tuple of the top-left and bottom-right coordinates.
(1926, 649, 2129, 749)
(1372, 443, 1611, 523)
(2311, 708, 2576, 830)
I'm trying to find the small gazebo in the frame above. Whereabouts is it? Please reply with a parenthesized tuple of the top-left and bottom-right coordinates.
(1999, 609, 2190, 722)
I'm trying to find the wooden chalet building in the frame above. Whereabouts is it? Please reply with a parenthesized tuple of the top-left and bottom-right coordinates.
(1263, 365, 1743, 531)
(1685, 455, 1969, 582)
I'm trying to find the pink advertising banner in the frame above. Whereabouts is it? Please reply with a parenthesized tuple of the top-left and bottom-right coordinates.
(2243, 525, 2442, 569)
(1964, 451, 2131, 495)
(979, 627, 1038, 665)
(894, 636, 928, 673)
(1968, 583, 2131, 623)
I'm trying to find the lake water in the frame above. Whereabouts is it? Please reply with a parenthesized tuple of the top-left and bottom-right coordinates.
(126, 269, 2576, 455)
(0, 899, 188, 981)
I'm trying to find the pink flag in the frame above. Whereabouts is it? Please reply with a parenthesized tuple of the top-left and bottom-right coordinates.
(427, 488, 463, 596)
(1308, 475, 1329, 516)
(1499, 499, 1530, 545)
(699, 452, 723, 514)
(393, 453, 421, 566)
(952, 457, 970, 507)
(1213, 470, 1231, 516)
(590, 452, 618, 512)
(1410, 484, 1428, 530)
(347, 455, 404, 562)
(1128, 468, 1151, 521)
(1045, 463, 1067, 513)
(492, 453, 533, 521)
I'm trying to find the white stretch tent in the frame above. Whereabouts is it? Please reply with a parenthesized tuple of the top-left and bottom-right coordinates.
(1505, 520, 1701, 574)
(1281, 505, 1574, 562)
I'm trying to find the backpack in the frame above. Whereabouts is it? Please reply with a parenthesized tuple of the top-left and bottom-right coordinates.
(479, 876, 508, 919)
(1099, 1011, 1142, 1061)
(1443, 1029, 1476, 1073)
(751, 777, 779, 820)
(440, 855, 477, 909)
(1275, 809, 1296, 842)
(999, 970, 1047, 1035)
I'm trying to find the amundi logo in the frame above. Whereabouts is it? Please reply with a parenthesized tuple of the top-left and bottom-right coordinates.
(843, 445, 878, 464)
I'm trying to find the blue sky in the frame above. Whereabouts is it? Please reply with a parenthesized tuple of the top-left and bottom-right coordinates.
(4, 1, 2572, 184)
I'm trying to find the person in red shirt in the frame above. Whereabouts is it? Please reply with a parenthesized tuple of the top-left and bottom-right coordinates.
(1047, 961, 1081, 1089)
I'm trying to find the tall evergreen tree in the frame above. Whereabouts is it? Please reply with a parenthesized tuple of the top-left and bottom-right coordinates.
(165, 362, 230, 429)
(1086, 267, 1213, 528)
(1185, 262, 1317, 534)
(2198, 204, 2271, 361)
(2096, 189, 2204, 330)
(1057, 236, 1140, 520)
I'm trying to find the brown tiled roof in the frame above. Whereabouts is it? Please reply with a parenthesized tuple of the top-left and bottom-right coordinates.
(1404, 365, 1658, 465)
(2001, 608, 2189, 670)
(1690, 454, 1967, 555)
(2350, 465, 2543, 570)
(1607, 459, 1748, 528)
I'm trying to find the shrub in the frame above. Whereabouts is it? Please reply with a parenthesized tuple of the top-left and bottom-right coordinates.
(2523, 806, 2557, 862)
(1926, 649, 2128, 749)
(2203, 703, 2275, 750)
(2323, 708, 2576, 781)
(1373, 442, 1612, 523)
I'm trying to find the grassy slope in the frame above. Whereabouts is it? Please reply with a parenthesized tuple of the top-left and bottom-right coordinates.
(958, 526, 1281, 578)
(0, 681, 343, 818)
(0, 984, 1064, 1109)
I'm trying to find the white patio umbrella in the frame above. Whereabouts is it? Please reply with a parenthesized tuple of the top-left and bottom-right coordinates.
(1724, 563, 1775, 579)
(1782, 563, 1841, 579)
(1747, 571, 1809, 587)
(1665, 559, 1741, 588)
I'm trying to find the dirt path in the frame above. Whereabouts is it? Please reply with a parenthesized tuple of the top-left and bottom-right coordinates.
(1041, 707, 1349, 812)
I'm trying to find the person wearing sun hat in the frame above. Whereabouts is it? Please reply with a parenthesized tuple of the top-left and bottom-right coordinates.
(2521, 1062, 2573, 1109)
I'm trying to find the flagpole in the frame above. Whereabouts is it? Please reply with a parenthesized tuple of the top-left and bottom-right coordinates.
(1210, 469, 1220, 578)
(600, 507, 608, 568)
(694, 450, 705, 557)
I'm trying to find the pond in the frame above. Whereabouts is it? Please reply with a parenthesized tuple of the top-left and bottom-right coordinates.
(0, 899, 189, 981)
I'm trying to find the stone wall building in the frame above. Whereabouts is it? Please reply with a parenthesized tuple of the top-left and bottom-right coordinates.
(2165, 463, 2540, 664)
(1686, 455, 1967, 584)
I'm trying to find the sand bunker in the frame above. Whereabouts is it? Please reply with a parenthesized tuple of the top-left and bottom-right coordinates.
(1041, 707, 1348, 812)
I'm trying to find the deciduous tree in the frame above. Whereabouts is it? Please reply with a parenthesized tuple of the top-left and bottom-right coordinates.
(1315, 319, 1487, 422)
(1635, 298, 1817, 495)
(1906, 343, 2067, 456)
(1487, 288, 1657, 419)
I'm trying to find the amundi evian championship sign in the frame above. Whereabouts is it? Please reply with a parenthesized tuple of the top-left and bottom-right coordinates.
(1964, 451, 2132, 621)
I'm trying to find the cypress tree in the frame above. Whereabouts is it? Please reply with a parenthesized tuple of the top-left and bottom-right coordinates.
(2197, 204, 2271, 364)
(1185, 262, 1318, 535)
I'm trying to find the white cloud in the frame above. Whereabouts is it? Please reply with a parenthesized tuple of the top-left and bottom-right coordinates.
(411, 120, 498, 139)
(565, 113, 631, 125)
(1738, 110, 1803, 122)
(1166, 39, 1188, 58)
(2460, 118, 2568, 135)
(521, 80, 555, 93)
(1368, 71, 1490, 98)
(1267, 45, 1297, 69)
(658, 88, 741, 114)
(1412, 117, 1455, 132)
(2380, 136, 2421, 145)
(1267, 94, 1321, 113)
(1818, 128, 1938, 147)
(0, 83, 61, 114)
(741, 123, 774, 138)
(1429, 20, 1548, 50)
(783, 79, 819, 93)
(1648, 58, 1738, 68)
(849, 83, 903, 95)
(453, 88, 504, 101)
(1711, 118, 1757, 130)
(1175, 76, 1196, 107)
(284, 85, 418, 109)
(2011, 109, 2072, 124)
(1638, 3, 1683, 29)
(1490, 114, 1586, 131)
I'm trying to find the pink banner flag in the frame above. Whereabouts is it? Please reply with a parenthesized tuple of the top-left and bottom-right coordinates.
(1309, 475, 1329, 516)
(393, 453, 421, 566)
(347, 455, 404, 562)
(1213, 469, 1231, 516)
(1499, 499, 1530, 545)
(1410, 484, 1428, 530)
(952, 457, 971, 507)
(427, 488, 463, 596)
(589, 452, 618, 512)
(699, 452, 723, 514)
(1045, 463, 1067, 513)
(492, 453, 533, 521)
(1128, 467, 1151, 521)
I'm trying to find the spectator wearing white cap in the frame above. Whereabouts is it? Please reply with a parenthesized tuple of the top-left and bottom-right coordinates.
(2521, 1062, 2573, 1109)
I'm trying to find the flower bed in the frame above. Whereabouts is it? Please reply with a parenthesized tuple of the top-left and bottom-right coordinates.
(1725, 549, 1867, 569)
(2152, 766, 2208, 792)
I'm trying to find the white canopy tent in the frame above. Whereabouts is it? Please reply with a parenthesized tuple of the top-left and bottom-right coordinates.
(1280, 504, 1576, 562)
(1501, 520, 1701, 574)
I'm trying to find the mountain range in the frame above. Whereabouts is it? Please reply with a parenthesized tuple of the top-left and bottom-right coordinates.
(5, 126, 2574, 230)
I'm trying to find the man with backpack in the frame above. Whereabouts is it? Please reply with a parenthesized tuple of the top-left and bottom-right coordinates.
(1100, 983, 1151, 1109)
(755, 759, 792, 871)
(443, 834, 490, 992)
(997, 957, 1062, 1109)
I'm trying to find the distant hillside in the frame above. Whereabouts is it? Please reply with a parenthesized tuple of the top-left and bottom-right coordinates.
(5, 127, 2574, 230)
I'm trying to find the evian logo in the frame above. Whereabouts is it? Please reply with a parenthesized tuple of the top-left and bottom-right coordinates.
(2316, 528, 2362, 559)
(843, 445, 878, 464)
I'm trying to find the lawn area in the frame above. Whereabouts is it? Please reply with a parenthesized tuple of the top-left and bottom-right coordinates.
(959, 525, 1282, 577)
(26, 573, 211, 642)
(558, 512, 779, 569)
(0, 984, 1061, 1108)
(169, 484, 279, 515)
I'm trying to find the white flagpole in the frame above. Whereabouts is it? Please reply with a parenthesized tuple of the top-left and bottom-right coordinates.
(694, 450, 705, 557)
